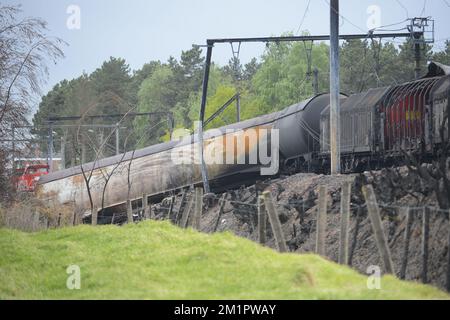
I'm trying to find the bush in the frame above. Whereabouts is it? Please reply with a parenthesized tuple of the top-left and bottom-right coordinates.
(0, 195, 75, 232)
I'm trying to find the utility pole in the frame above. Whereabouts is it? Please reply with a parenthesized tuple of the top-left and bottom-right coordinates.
(408, 18, 435, 80)
(198, 41, 213, 194)
(313, 67, 319, 95)
(329, 0, 341, 174)
(414, 36, 422, 79)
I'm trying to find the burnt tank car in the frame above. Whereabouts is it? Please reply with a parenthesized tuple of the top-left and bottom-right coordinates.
(36, 93, 335, 215)
(320, 62, 450, 172)
(36, 62, 449, 217)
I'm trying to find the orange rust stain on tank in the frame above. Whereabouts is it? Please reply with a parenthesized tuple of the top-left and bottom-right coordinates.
(72, 174, 84, 185)
(204, 125, 271, 162)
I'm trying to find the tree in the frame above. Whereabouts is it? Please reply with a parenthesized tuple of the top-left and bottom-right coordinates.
(395, 39, 433, 82)
(223, 57, 243, 84)
(0, 5, 65, 202)
(134, 65, 176, 146)
(133, 46, 207, 143)
(128, 60, 162, 106)
(252, 41, 329, 113)
(243, 58, 261, 81)
(432, 41, 450, 65)
(0, 6, 65, 131)
(89, 57, 132, 117)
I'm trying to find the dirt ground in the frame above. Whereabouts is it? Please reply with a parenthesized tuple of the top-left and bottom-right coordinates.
(152, 168, 450, 291)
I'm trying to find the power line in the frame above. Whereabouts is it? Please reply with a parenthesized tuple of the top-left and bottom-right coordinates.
(323, 0, 366, 33)
(370, 19, 408, 32)
(420, 0, 427, 17)
(395, 0, 410, 19)
(443, 0, 450, 7)
(296, 0, 311, 35)
(374, 27, 408, 33)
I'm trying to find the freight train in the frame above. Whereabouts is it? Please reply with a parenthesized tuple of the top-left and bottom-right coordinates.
(35, 62, 450, 216)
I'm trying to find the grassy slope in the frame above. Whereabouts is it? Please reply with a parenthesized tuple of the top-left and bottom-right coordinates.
(0, 221, 448, 300)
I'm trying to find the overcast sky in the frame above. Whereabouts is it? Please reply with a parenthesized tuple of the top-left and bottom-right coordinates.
(4, 0, 450, 101)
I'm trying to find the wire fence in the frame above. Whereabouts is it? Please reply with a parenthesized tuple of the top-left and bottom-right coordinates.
(105, 183, 450, 292)
(9, 181, 449, 292)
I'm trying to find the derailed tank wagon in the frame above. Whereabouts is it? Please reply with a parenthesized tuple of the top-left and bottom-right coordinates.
(35, 62, 450, 220)
(36, 93, 334, 218)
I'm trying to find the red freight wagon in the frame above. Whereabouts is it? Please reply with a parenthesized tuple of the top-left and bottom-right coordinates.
(382, 77, 440, 153)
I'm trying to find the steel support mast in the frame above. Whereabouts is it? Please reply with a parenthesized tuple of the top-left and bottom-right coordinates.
(329, 0, 341, 174)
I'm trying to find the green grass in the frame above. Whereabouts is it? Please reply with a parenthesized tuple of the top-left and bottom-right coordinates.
(0, 220, 448, 299)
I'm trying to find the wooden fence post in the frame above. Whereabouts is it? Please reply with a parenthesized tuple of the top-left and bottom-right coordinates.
(262, 191, 287, 252)
(33, 211, 40, 231)
(149, 202, 154, 219)
(400, 207, 413, 279)
(180, 194, 194, 228)
(349, 206, 362, 266)
(142, 194, 150, 219)
(362, 184, 395, 275)
(192, 187, 203, 230)
(214, 193, 228, 232)
(175, 192, 187, 224)
(339, 182, 351, 264)
(167, 196, 175, 221)
(257, 195, 267, 245)
(315, 186, 327, 256)
(91, 207, 98, 226)
(126, 199, 133, 224)
(421, 206, 430, 283)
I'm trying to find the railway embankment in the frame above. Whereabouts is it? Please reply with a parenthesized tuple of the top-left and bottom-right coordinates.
(0, 220, 448, 299)
(150, 167, 450, 291)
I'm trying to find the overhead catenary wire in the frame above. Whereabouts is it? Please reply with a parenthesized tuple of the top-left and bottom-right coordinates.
(296, 0, 311, 35)
(370, 19, 409, 32)
(395, 0, 410, 19)
(323, 0, 366, 33)
(420, 0, 427, 17)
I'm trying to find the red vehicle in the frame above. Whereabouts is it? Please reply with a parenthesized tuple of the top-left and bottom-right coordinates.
(13, 164, 49, 192)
